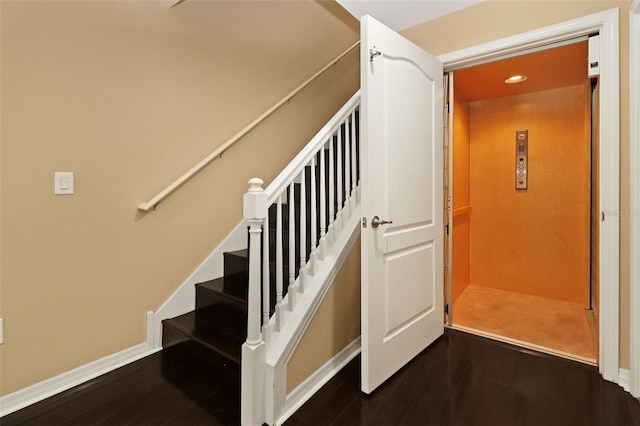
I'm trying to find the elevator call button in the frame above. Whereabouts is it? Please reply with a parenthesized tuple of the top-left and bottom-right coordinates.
(516, 130, 528, 190)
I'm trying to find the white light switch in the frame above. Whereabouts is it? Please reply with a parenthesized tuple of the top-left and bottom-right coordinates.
(0, 318, 4, 344)
(55, 172, 74, 195)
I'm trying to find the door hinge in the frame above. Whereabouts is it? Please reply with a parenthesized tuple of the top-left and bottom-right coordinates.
(444, 304, 449, 315)
(445, 223, 449, 235)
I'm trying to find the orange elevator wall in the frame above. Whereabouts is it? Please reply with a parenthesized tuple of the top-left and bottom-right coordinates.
(469, 85, 590, 306)
(452, 95, 471, 304)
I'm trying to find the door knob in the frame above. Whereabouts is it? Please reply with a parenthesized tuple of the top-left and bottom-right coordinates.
(371, 216, 393, 228)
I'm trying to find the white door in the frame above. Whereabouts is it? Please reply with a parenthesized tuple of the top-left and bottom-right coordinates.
(361, 15, 444, 394)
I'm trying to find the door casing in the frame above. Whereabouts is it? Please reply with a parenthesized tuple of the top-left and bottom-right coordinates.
(438, 8, 620, 383)
(629, 0, 640, 397)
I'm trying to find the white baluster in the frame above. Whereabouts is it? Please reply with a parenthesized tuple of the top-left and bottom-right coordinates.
(262, 213, 270, 326)
(299, 168, 307, 291)
(351, 110, 358, 207)
(309, 156, 318, 274)
(344, 116, 351, 218)
(275, 195, 284, 331)
(328, 134, 335, 243)
(288, 183, 296, 308)
(319, 140, 327, 260)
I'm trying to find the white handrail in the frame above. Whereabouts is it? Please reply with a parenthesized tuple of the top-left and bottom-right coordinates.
(264, 90, 361, 204)
(137, 41, 360, 212)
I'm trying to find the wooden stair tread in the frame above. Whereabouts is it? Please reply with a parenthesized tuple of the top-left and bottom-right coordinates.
(163, 311, 243, 364)
(225, 249, 247, 258)
(197, 277, 248, 305)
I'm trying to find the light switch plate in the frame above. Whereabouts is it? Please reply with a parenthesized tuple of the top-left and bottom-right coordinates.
(55, 172, 74, 195)
(0, 318, 4, 344)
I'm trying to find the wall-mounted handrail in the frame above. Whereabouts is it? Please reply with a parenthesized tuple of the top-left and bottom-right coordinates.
(137, 41, 360, 212)
(453, 205, 471, 217)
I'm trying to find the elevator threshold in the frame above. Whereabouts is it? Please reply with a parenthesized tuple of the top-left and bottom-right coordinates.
(446, 324, 597, 366)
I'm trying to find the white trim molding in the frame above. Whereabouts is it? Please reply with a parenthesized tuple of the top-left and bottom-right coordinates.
(629, 0, 640, 399)
(277, 337, 361, 426)
(620, 368, 632, 393)
(439, 8, 620, 384)
(0, 313, 159, 418)
(263, 207, 362, 425)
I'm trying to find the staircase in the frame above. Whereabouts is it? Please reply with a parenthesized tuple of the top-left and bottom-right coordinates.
(160, 171, 330, 383)
(160, 91, 361, 425)
(161, 250, 248, 385)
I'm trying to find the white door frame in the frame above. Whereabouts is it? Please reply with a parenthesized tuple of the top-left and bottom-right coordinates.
(629, 0, 640, 398)
(438, 8, 620, 384)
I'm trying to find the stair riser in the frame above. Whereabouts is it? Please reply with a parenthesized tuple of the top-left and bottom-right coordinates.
(195, 306, 247, 340)
(162, 331, 240, 379)
(162, 315, 242, 364)
(224, 251, 248, 277)
(196, 283, 248, 310)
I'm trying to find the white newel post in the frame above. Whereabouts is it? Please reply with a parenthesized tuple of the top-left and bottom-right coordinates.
(242, 178, 267, 426)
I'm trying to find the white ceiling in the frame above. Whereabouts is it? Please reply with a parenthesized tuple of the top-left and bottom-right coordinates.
(336, 0, 484, 31)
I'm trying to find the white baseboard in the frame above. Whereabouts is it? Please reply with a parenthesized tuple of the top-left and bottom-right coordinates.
(620, 368, 631, 393)
(2, 214, 249, 417)
(276, 337, 361, 426)
(153, 219, 247, 348)
(0, 312, 160, 418)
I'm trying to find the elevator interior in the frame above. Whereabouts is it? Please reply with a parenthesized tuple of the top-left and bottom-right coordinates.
(447, 39, 599, 364)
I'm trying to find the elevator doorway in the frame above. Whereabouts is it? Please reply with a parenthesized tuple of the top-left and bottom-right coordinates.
(446, 39, 599, 364)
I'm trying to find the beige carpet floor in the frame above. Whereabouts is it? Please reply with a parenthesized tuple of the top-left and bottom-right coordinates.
(453, 285, 597, 362)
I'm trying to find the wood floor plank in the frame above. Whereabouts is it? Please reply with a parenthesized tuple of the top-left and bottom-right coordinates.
(3, 329, 639, 426)
(287, 330, 640, 426)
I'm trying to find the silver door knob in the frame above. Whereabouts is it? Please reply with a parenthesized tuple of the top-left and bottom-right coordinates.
(371, 216, 393, 228)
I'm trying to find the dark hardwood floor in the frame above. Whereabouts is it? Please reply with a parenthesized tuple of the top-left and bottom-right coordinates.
(3, 329, 639, 426)
(287, 330, 640, 426)
(1, 347, 240, 426)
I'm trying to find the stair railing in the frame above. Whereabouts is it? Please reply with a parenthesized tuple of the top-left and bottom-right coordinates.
(242, 90, 360, 425)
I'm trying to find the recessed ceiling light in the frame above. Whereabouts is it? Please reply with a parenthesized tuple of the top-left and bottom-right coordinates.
(505, 75, 528, 84)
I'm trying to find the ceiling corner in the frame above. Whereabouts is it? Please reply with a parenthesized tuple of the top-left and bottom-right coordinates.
(335, 0, 485, 32)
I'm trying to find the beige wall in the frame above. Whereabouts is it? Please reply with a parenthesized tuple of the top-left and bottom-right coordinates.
(0, 0, 359, 396)
(1, 0, 632, 402)
(403, 0, 632, 369)
(287, 240, 361, 392)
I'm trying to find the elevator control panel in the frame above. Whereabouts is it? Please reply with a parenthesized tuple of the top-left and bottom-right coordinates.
(516, 130, 528, 190)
